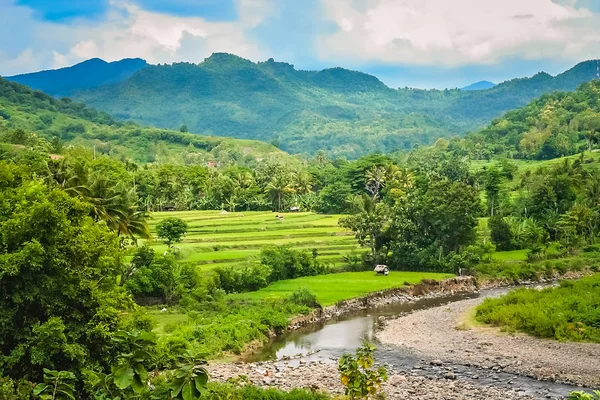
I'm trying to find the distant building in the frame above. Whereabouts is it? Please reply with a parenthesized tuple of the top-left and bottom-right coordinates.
(163, 204, 177, 211)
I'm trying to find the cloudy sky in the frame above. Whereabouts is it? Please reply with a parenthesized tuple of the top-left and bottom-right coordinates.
(1, 0, 600, 88)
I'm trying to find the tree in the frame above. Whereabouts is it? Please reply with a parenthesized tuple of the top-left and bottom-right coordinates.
(156, 217, 188, 247)
(340, 194, 389, 262)
(179, 124, 188, 133)
(488, 215, 513, 251)
(483, 167, 503, 216)
(266, 173, 294, 211)
(0, 164, 129, 380)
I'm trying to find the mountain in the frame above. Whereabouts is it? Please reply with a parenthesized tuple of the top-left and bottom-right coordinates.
(5, 58, 148, 97)
(0, 75, 289, 165)
(461, 80, 496, 91)
(14, 54, 600, 158)
(464, 79, 600, 160)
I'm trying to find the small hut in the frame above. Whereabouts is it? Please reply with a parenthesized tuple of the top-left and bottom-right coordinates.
(374, 265, 389, 276)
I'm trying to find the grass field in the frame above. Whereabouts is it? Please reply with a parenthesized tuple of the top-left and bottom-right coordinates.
(491, 249, 529, 261)
(234, 271, 454, 306)
(146, 211, 366, 271)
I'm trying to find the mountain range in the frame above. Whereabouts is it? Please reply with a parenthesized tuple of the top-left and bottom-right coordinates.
(5, 54, 600, 157)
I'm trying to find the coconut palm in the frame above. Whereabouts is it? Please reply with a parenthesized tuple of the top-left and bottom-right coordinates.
(266, 173, 295, 211)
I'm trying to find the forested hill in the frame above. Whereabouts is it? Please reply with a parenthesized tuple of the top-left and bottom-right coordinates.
(461, 79, 600, 160)
(5, 58, 148, 97)
(0, 76, 290, 165)
(66, 54, 599, 157)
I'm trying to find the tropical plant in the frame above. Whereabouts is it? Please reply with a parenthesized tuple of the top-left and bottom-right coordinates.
(338, 341, 388, 399)
(33, 369, 76, 400)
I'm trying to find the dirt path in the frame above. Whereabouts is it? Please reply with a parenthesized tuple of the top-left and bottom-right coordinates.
(377, 294, 600, 388)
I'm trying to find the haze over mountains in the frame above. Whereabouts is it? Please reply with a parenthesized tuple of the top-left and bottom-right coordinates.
(5, 54, 600, 157)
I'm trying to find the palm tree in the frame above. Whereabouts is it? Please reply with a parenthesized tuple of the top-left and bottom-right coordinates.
(293, 171, 313, 195)
(266, 174, 295, 211)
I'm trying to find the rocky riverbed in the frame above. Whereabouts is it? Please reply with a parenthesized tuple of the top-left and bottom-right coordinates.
(208, 360, 536, 399)
(377, 293, 600, 388)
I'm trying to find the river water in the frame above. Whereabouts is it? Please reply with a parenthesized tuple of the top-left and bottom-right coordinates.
(245, 289, 587, 399)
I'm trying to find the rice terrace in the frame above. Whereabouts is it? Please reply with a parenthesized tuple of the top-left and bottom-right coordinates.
(147, 210, 365, 271)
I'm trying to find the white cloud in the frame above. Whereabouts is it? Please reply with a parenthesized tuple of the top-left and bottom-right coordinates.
(0, 0, 271, 75)
(317, 0, 600, 66)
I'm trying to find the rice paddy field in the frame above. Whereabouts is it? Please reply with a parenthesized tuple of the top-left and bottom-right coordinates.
(234, 271, 454, 306)
(146, 210, 367, 272)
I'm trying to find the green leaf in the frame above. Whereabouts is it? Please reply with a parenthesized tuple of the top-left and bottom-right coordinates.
(112, 364, 134, 389)
(170, 377, 185, 396)
(33, 383, 49, 395)
(131, 373, 145, 393)
(56, 388, 76, 400)
(194, 372, 208, 393)
(181, 381, 195, 400)
(133, 363, 148, 381)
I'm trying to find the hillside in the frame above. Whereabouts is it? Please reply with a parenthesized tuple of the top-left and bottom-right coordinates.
(65, 54, 599, 158)
(0, 76, 291, 165)
(5, 58, 148, 97)
(464, 79, 600, 160)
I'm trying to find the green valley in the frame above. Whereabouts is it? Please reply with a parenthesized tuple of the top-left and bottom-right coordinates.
(9, 53, 597, 158)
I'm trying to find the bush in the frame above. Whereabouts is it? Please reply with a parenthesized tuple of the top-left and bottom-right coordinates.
(288, 288, 320, 308)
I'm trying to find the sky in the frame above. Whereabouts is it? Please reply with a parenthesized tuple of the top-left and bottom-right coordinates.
(1, 0, 600, 89)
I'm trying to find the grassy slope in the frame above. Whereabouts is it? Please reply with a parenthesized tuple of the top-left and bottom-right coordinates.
(0, 76, 293, 165)
(234, 271, 454, 306)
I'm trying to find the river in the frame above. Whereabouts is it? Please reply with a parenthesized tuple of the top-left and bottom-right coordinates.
(244, 288, 589, 399)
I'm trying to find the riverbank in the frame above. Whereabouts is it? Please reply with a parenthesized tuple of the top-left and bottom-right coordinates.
(286, 276, 478, 330)
(208, 360, 535, 400)
(377, 290, 600, 388)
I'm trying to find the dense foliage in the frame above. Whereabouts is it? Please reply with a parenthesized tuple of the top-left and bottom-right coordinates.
(459, 80, 600, 160)
(0, 75, 288, 165)
(0, 162, 130, 380)
(70, 54, 599, 158)
(476, 274, 600, 342)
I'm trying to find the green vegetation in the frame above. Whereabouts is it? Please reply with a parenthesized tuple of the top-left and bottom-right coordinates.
(69, 53, 599, 158)
(462, 79, 600, 160)
(0, 75, 289, 165)
(146, 211, 363, 272)
(339, 342, 388, 399)
(476, 274, 600, 342)
(235, 271, 453, 306)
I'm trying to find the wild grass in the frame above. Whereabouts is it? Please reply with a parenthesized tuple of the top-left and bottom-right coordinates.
(475, 274, 600, 342)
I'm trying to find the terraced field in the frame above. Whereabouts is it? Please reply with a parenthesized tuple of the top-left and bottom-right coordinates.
(146, 211, 365, 271)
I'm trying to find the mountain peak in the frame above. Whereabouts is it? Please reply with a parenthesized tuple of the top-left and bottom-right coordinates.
(6, 57, 148, 97)
(461, 80, 496, 91)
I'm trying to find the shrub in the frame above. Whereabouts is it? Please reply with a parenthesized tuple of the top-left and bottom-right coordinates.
(289, 288, 320, 308)
(338, 341, 388, 399)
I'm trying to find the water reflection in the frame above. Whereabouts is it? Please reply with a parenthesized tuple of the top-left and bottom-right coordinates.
(245, 292, 480, 362)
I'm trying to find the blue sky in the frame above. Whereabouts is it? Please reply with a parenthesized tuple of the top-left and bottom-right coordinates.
(2, 0, 600, 89)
